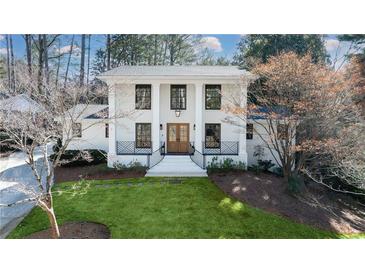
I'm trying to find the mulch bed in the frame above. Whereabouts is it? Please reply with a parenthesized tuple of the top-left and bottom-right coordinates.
(26, 222, 111, 239)
(55, 165, 145, 183)
(210, 171, 365, 234)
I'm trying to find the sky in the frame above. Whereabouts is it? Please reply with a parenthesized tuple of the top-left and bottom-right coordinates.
(0, 34, 363, 69)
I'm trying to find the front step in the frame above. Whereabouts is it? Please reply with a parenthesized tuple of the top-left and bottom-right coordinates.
(145, 156, 207, 177)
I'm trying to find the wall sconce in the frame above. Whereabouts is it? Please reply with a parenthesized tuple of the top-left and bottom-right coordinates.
(160, 124, 163, 130)
(193, 124, 196, 130)
(175, 109, 181, 117)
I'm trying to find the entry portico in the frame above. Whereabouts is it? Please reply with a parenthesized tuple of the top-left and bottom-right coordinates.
(98, 66, 252, 176)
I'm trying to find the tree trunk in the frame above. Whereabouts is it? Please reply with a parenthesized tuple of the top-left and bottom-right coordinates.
(106, 34, 111, 70)
(45, 207, 60, 239)
(64, 35, 75, 88)
(25, 34, 32, 76)
(86, 34, 91, 85)
(38, 34, 44, 92)
(55, 39, 61, 88)
(5, 35, 11, 90)
(43, 35, 50, 86)
(79, 34, 86, 87)
(9, 35, 15, 91)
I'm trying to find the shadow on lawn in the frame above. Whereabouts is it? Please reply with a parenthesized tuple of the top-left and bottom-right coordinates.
(210, 171, 365, 234)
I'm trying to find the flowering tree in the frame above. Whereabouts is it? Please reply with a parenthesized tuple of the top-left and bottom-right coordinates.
(225, 52, 365, 192)
(0, 64, 129, 238)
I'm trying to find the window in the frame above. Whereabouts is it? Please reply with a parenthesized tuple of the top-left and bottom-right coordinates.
(205, 84, 221, 110)
(136, 123, 151, 148)
(135, 84, 151, 109)
(72, 123, 82, 138)
(246, 123, 253, 140)
(205, 124, 221, 148)
(170, 85, 187, 110)
(105, 123, 109, 138)
(277, 124, 288, 140)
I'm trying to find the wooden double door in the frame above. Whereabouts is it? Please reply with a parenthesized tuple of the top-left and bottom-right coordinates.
(167, 123, 190, 154)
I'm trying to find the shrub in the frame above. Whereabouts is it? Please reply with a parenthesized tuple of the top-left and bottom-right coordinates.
(272, 166, 284, 177)
(258, 160, 275, 172)
(54, 149, 107, 167)
(113, 160, 147, 172)
(288, 175, 304, 194)
(207, 157, 246, 174)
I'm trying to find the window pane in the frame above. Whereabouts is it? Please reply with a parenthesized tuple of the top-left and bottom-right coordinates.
(136, 123, 151, 148)
(72, 123, 82, 138)
(246, 123, 253, 140)
(171, 85, 187, 109)
(136, 85, 151, 109)
(205, 85, 221, 109)
(205, 124, 220, 148)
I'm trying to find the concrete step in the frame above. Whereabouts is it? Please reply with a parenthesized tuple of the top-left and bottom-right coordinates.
(145, 156, 207, 177)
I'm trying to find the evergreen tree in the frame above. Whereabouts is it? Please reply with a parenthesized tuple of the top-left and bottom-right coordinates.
(233, 35, 328, 69)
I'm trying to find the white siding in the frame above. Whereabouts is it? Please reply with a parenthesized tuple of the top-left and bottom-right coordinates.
(66, 120, 109, 152)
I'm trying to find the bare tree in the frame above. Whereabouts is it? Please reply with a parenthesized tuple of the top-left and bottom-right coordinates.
(0, 64, 132, 238)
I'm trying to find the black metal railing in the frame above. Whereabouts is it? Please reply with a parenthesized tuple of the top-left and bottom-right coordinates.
(116, 141, 152, 155)
(202, 141, 239, 155)
(188, 142, 205, 169)
(147, 142, 165, 169)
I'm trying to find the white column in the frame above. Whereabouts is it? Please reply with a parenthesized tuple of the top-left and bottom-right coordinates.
(108, 86, 116, 155)
(152, 83, 160, 151)
(194, 82, 203, 152)
(238, 83, 248, 165)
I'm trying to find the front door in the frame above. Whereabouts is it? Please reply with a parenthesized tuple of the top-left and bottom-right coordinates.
(167, 123, 189, 154)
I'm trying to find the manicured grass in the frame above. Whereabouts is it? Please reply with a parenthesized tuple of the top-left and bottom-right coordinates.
(8, 177, 361, 239)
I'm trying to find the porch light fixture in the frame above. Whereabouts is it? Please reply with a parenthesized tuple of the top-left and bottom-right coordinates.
(160, 124, 163, 130)
(193, 124, 196, 130)
(175, 109, 181, 117)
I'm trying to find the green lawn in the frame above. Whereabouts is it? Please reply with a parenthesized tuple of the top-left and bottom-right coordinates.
(8, 177, 362, 239)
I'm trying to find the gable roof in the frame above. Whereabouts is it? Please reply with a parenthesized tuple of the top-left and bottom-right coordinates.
(0, 94, 44, 113)
(65, 104, 108, 120)
(98, 65, 251, 79)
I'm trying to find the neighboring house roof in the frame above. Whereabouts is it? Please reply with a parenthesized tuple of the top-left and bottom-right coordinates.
(0, 94, 44, 113)
(248, 106, 290, 120)
(98, 65, 253, 79)
(65, 104, 108, 121)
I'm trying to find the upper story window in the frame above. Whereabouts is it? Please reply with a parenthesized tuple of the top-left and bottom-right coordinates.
(205, 84, 221, 110)
(205, 123, 221, 148)
(246, 123, 253, 140)
(72, 123, 82, 138)
(136, 123, 151, 148)
(135, 84, 151, 110)
(171, 85, 187, 110)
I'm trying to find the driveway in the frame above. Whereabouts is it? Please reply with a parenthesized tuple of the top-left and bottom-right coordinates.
(0, 144, 54, 238)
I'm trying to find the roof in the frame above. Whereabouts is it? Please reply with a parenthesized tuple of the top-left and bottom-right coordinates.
(0, 94, 44, 113)
(98, 65, 251, 78)
(248, 106, 290, 120)
(65, 104, 108, 120)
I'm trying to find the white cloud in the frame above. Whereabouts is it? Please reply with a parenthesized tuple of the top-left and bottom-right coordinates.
(199, 36, 223, 52)
(325, 39, 340, 52)
(0, 48, 7, 55)
(56, 45, 81, 55)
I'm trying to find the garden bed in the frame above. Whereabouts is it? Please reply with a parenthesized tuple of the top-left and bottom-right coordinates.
(54, 163, 146, 183)
(210, 171, 365, 234)
(26, 222, 110, 239)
